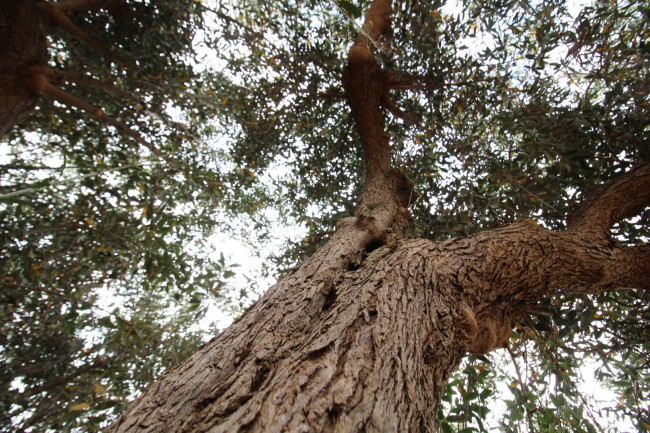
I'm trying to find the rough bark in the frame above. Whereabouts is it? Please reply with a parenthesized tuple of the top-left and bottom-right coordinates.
(107, 212, 650, 433)
(107, 0, 650, 431)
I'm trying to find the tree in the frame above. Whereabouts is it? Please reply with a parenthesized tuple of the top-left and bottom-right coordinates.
(2, 0, 649, 431)
(103, 0, 649, 431)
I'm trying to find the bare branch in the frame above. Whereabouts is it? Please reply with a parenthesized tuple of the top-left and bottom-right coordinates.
(568, 161, 650, 235)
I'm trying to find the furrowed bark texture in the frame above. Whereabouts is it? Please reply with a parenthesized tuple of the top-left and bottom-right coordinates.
(108, 217, 650, 433)
(108, 0, 650, 430)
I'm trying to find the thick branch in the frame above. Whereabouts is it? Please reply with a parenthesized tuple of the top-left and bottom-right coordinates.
(423, 219, 650, 355)
(568, 161, 650, 235)
(344, 0, 393, 177)
(460, 221, 650, 302)
(597, 244, 650, 292)
(342, 0, 413, 236)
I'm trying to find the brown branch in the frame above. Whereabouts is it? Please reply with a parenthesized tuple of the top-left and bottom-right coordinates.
(30, 356, 108, 394)
(440, 220, 650, 357)
(343, 0, 414, 231)
(567, 161, 650, 235)
(596, 244, 650, 292)
(381, 92, 417, 124)
(388, 78, 494, 91)
(0, 164, 62, 171)
(46, 70, 206, 154)
(49, 69, 131, 98)
(356, 0, 392, 46)
(39, 2, 117, 61)
(30, 73, 181, 170)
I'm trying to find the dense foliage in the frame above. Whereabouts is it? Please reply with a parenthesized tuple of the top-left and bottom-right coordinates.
(1, 1, 248, 430)
(0, 0, 648, 431)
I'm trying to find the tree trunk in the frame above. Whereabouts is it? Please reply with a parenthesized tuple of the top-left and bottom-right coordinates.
(106, 0, 650, 430)
(107, 214, 650, 432)
(2, 0, 644, 430)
